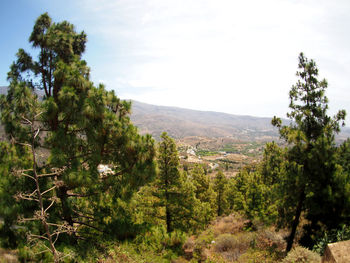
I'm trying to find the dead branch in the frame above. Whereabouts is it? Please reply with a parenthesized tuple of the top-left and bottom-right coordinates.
(19, 172, 36, 181)
(44, 199, 56, 213)
(42, 185, 56, 196)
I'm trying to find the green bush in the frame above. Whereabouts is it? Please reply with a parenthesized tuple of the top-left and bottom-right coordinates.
(282, 246, 321, 263)
(192, 229, 214, 261)
(313, 225, 350, 255)
(134, 226, 187, 254)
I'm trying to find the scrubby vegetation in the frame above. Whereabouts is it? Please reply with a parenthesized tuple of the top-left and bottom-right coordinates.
(282, 247, 321, 263)
(1, 13, 350, 262)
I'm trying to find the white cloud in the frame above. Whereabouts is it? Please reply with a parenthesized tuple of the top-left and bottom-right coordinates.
(69, 0, 350, 121)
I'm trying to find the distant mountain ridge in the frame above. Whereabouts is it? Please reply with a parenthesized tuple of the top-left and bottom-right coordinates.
(0, 86, 7, 95)
(129, 101, 350, 142)
(1, 87, 349, 141)
(130, 100, 280, 141)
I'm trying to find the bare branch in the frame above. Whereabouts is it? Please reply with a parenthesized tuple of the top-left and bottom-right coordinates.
(34, 248, 51, 255)
(17, 142, 32, 148)
(34, 128, 40, 139)
(18, 216, 37, 223)
(67, 192, 97, 198)
(44, 199, 55, 213)
(26, 189, 38, 197)
(42, 185, 56, 196)
(19, 168, 34, 173)
(28, 233, 49, 241)
(21, 116, 32, 125)
(19, 172, 36, 181)
(14, 192, 39, 202)
(38, 167, 66, 178)
(34, 111, 43, 118)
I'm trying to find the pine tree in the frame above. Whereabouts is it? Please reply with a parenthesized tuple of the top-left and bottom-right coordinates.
(191, 164, 216, 215)
(155, 133, 203, 232)
(156, 132, 181, 233)
(213, 170, 228, 216)
(0, 13, 156, 249)
(272, 52, 346, 251)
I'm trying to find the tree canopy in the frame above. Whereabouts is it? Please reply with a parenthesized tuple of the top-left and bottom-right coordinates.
(272, 52, 347, 251)
(0, 13, 156, 258)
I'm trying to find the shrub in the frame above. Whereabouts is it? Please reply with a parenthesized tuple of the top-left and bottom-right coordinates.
(282, 246, 321, 263)
(214, 234, 238, 253)
(313, 225, 350, 255)
(213, 233, 255, 261)
(192, 229, 214, 261)
(212, 213, 248, 236)
(237, 248, 278, 263)
(134, 226, 187, 254)
(255, 228, 287, 251)
(214, 233, 254, 253)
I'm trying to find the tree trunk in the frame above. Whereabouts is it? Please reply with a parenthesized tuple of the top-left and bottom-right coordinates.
(217, 193, 222, 216)
(165, 191, 172, 233)
(57, 186, 77, 244)
(286, 188, 306, 252)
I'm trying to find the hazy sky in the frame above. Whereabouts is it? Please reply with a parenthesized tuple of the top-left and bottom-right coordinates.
(1, 0, 350, 123)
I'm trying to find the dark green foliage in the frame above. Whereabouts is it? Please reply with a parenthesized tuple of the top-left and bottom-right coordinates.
(260, 142, 286, 186)
(0, 142, 33, 248)
(155, 132, 196, 233)
(227, 144, 284, 224)
(0, 13, 156, 255)
(313, 225, 350, 255)
(213, 170, 229, 216)
(153, 133, 213, 233)
(272, 53, 347, 251)
(134, 225, 187, 256)
(191, 164, 216, 219)
(157, 132, 182, 233)
(229, 168, 278, 224)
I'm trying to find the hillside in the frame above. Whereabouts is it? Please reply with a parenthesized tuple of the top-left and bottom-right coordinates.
(130, 100, 280, 141)
(130, 100, 350, 142)
(0, 86, 6, 94)
(1, 87, 349, 142)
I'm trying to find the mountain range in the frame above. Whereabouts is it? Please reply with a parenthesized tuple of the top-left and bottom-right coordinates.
(1, 86, 349, 142)
(130, 100, 279, 141)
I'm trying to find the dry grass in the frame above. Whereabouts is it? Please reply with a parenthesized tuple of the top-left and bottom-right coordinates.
(185, 213, 290, 262)
(213, 233, 255, 261)
(282, 246, 321, 263)
(255, 227, 287, 251)
(212, 213, 249, 237)
(0, 248, 18, 263)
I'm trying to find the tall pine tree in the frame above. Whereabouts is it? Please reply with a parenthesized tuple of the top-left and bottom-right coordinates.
(0, 13, 156, 249)
(272, 53, 346, 251)
(213, 170, 228, 216)
(155, 132, 200, 232)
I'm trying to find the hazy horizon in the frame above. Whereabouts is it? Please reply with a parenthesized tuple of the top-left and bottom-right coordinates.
(1, 0, 350, 123)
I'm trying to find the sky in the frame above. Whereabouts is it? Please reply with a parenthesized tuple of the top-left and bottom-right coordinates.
(1, 0, 350, 124)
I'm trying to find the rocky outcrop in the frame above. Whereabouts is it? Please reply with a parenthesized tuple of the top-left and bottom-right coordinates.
(322, 240, 350, 263)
